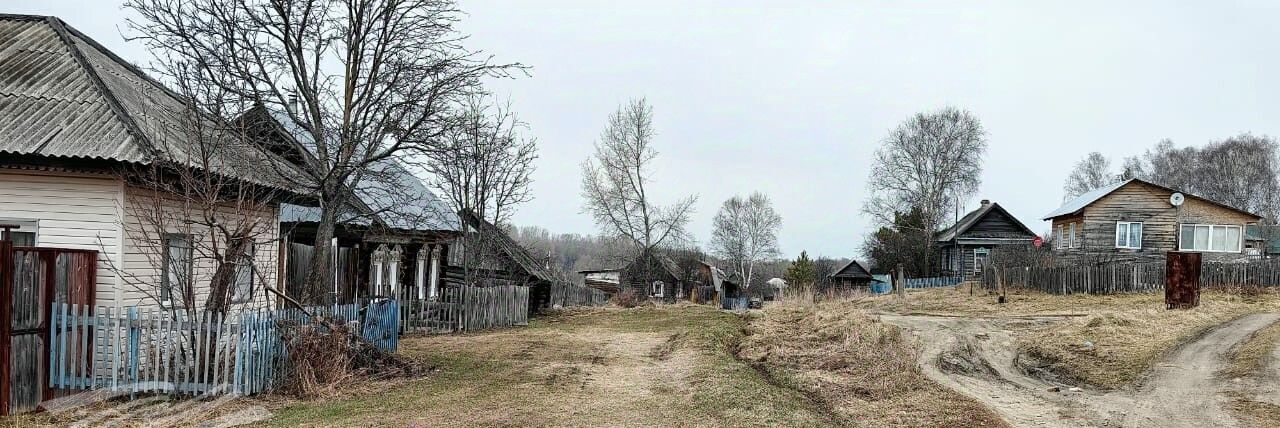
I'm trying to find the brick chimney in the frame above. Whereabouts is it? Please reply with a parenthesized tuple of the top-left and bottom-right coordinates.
(980, 199, 990, 206)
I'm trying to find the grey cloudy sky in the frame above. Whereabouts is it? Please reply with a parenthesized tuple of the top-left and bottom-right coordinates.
(12, 1, 1280, 258)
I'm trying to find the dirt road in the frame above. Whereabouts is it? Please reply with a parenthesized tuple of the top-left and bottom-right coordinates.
(880, 312, 1280, 428)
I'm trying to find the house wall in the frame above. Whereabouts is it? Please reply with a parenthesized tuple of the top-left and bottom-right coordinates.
(120, 186, 280, 310)
(1050, 181, 1258, 263)
(0, 170, 124, 305)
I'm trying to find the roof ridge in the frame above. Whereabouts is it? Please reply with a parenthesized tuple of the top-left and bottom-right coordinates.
(41, 16, 159, 160)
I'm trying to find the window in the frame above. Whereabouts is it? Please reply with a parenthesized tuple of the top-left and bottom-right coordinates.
(973, 248, 990, 274)
(1115, 222, 1142, 249)
(0, 219, 38, 246)
(1179, 224, 1242, 253)
(651, 280, 665, 298)
(162, 234, 193, 306)
(1068, 223, 1077, 248)
(1057, 224, 1066, 249)
(231, 241, 255, 303)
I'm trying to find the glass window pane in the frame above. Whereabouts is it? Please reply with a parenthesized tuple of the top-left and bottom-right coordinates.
(1116, 223, 1128, 247)
(1129, 223, 1142, 248)
(1180, 225, 1194, 250)
(1195, 226, 1211, 251)
(1212, 226, 1227, 251)
(1225, 227, 1241, 252)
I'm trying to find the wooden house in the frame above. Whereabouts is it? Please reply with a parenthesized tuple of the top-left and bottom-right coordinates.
(827, 260, 874, 289)
(579, 250, 685, 302)
(0, 15, 310, 311)
(689, 261, 742, 308)
(238, 106, 459, 306)
(936, 200, 1038, 279)
(452, 209, 570, 313)
(1042, 178, 1262, 263)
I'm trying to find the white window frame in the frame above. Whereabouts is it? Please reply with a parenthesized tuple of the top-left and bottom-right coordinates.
(1057, 224, 1066, 249)
(1179, 224, 1243, 253)
(651, 280, 665, 298)
(1068, 223, 1077, 248)
(1115, 222, 1143, 249)
(0, 218, 39, 245)
(972, 248, 990, 274)
(231, 241, 256, 303)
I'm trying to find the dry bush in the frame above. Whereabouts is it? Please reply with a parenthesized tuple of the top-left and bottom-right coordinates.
(276, 317, 422, 398)
(610, 288, 645, 308)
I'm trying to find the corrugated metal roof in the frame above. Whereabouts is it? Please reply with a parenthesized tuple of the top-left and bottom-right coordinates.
(0, 15, 312, 190)
(260, 108, 458, 232)
(1043, 179, 1133, 220)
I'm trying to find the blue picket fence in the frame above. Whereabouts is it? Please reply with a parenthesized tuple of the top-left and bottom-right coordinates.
(903, 276, 963, 289)
(47, 300, 398, 396)
(870, 275, 893, 294)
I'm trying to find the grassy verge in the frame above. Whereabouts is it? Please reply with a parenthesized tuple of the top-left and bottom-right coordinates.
(739, 299, 1010, 428)
(861, 286, 1280, 390)
(1220, 318, 1280, 379)
(260, 304, 833, 427)
(1226, 391, 1280, 428)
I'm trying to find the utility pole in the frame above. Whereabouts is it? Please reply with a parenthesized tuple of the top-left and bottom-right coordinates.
(896, 263, 907, 300)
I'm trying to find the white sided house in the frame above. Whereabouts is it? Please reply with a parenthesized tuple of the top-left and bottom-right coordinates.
(0, 15, 310, 311)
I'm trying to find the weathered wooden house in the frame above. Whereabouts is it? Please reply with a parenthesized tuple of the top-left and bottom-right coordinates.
(238, 106, 459, 306)
(1043, 178, 1262, 263)
(936, 200, 1038, 279)
(578, 250, 684, 302)
(452, 209, 569, 313)
(689, 261, 742, 308)
(827, 259, 874, 288)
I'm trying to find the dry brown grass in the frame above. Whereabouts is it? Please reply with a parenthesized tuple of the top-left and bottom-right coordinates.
(860, 285, 1280, 390)
(739, 298, 1010, 428)
(1221, 318, 1280, 379)
(1226, 391, 1280, 428)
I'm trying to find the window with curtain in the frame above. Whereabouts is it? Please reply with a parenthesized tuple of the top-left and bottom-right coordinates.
(1069, 223, 1077, 248)
(162, 234, 193, 306)
(1179, 224, 1242, 252)
(1115, 222, 1142, 249)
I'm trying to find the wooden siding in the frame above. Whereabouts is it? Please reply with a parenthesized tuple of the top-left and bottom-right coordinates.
(1051, 181, 1258, 262)
(964, 209, 1031, 238)
(0, 171, 122, 304)
(120, 187, 280, 309)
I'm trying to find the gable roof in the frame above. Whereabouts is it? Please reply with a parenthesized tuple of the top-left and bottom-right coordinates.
(458, 209, 561, 285)
(1043, 178, 1262, 221)
(935, 201, 1036, 242)
(828, 259, 873, 280)
(244, 106, 459, 232)
(0, 15, 309, 189)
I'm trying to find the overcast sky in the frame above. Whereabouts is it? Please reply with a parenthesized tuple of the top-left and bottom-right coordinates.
(12, 1, 1280, 258)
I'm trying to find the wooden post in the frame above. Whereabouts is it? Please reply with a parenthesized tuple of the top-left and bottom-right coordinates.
(895, 264, 906, 300)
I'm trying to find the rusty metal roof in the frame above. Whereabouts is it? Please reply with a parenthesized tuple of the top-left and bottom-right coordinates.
(0, 15, 312, 189)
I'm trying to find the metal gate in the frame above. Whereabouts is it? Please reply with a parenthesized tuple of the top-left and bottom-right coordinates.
(0, 236, 97, 415)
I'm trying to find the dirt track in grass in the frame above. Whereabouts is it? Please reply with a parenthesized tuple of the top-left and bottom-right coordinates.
(880, 311, 1280, 428)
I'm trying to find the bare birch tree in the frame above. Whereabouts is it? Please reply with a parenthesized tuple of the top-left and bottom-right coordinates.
(422, 94, 537, 284)
(863, 107, 986, 273)
(1137, 135, 1280, 221)
(580, 98, 696, 266)
(1062, 152, 1116, 200)
(125, 0, 522, 302)
(710, 192, 782, 290)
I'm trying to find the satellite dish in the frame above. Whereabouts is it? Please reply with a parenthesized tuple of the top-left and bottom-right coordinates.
(1170, 192, 1185, 207)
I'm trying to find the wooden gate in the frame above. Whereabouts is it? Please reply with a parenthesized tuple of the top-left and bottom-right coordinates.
(0, 240, 97, 415)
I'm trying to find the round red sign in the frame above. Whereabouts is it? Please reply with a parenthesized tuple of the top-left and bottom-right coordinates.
(1032, 236, 1043, 247)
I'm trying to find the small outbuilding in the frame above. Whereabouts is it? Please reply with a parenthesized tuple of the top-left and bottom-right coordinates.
(827, 260, 874, 289)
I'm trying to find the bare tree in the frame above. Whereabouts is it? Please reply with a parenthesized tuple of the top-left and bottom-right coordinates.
(1062, 152, 1116, 200)
(1136, 135, 1280, 221)
(581, 98, 697, 267)
(864, 107, 987, 234)
(710, 192, 782, 291)
(125, 0, 521, 303)
(422, 94, 537, 284)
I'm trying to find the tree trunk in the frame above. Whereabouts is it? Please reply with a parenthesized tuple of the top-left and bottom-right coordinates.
(305, 204, 338, 305)
(205, 236, 252, 315)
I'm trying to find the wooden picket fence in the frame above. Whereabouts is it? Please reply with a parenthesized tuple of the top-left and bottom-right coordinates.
(903, 276, 963, 289)
(983, 259, 1280, 295)
(548, 282, 608, 308)
(400, 285, 529, 334)
(46, 300, 398, 396)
